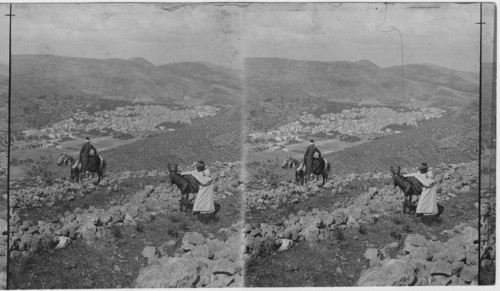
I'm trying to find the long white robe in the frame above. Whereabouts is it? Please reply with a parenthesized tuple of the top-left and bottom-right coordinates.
(181, 169, 215, 213)
(404, 171, 438, 215)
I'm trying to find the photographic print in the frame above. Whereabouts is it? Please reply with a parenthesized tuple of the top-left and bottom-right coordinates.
(4, 1, 497, 289)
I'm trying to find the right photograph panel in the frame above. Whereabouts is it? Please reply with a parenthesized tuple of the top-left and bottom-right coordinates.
(242, 2, 490, 287)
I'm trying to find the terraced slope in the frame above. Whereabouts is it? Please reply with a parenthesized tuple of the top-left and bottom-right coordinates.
(103, 106, 243, 171)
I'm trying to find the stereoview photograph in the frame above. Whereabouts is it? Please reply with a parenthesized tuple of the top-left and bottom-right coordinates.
(5, 2, 496, 288)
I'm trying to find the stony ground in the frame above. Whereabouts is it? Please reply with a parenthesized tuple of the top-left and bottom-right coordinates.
(244, 161, 483, 287)
(9, 162, 244, 289)
(7, 159, 491, 288)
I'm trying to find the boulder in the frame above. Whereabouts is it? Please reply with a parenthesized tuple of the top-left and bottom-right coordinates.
(301, 226, 320, 243)
(459, 265, 477, 283)
(465, 244, 478, 265)
(432, 275, 452, 286)
(430, 260, 453, 277)
(414, 265, 432, 286)
(462, 227, 478, 245)
(357, 259, 417, 286)
(451, 261, 465, 275)
(142, 246, 158, 265)
(134, 257, 199, 288)
(54, 236, 71, 249)
(364, 248, 380, 261)
(346, 216, 359, 228)
(448, 275, 465, 285)
(212, 258, 235, 275)
(77, 222, 97, 241)
(278, 239, 294, 252)
(190, 244, 215, 259)
(433, 248, 466, 263)
(409, 247, 433, 261)
(404, 234, 428, 252)
(183, 232, 206, 246)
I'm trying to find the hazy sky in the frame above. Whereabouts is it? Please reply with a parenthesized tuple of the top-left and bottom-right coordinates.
(6, 2, 492, 72)
(0, 4, 9, 67)
(244, 3, 483, 72)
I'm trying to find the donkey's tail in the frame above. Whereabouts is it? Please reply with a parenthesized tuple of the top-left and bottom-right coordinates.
(101, 158, 107, 174)
(324, 158, 332, 173)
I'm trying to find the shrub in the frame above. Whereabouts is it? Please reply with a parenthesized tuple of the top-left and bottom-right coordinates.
(179, 222, 189, 231)
(390, 231, 402, 240)
(392, 217, 403, 225)
(167, 229, 179, 238)
(402, 224, 413, 233)
(110, 226, 122, 238)
(358, 224, 367, 235)
(168, 215, 180, 223)
(334, 229, 346, 241)
(135, 222, 145, 232)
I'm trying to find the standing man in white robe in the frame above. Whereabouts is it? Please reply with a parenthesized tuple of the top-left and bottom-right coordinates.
(404, 163, 439, 216)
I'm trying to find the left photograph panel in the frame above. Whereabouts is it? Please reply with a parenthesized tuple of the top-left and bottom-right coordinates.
(0, 4, 8, 290)
(8, 3, 245, 288)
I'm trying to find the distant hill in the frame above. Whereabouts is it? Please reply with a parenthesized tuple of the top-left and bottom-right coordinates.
(244, 57, 479, 106)
(12, 54, 240, 103)
(11, 55, 242, 130)
(11, 55, 480, 132)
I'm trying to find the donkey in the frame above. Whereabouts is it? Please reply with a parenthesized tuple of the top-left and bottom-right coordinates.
(283, 155, 331, 187)
(57, 152, 106, 184)
(57, 152, 82, 183)
(390, 166, 422, 214)
(282, 155, 306, 185)
(167, 164, 200, 213)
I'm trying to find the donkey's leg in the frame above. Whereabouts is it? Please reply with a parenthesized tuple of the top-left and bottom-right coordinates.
(178, 198, 185, 212)
(95, 171, 101, 185)
(180, 193, 189, 212)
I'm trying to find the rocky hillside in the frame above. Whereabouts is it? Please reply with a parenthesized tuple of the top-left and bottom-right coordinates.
(9, 161, 244, 288)
(244, 161, 481, 286)
(9, 154, 485, 287)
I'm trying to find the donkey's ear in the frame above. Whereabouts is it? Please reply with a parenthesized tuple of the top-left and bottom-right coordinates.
(167, 164, 171, 172)
(390, 166, 395, 174)
(397, 166, 401, 174)
(174, 164, 178, 172)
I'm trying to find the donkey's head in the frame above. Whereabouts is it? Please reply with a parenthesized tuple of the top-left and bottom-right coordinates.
(57, 152, 69, 166)
(167, 164, 180, 185)
(282, 155, 293, 169)
(390, 165, 405, 187)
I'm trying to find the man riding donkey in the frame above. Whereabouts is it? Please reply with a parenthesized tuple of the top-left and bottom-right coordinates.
(303, 139, 322, 183)
(180, 161, 220, 222)
(80, 137, 98, 178)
